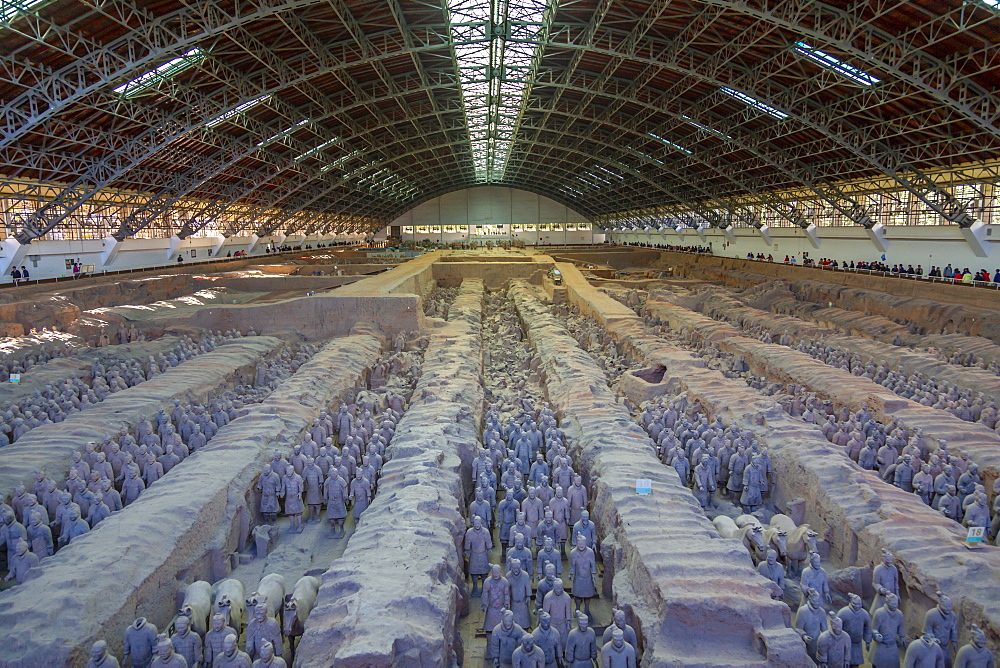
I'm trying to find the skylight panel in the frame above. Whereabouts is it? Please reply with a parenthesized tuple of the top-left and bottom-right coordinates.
(595, 165, 624, 180)
(1, 0, 47, 24)
(719, 87, 788, 119)
(560, 185, 585, 197)
(794, 42, 880, 86)
(325, 150, 362, 171)
(585, 171, 613, 186)
(976, 0, 1000, 7)
(293, 137, 339, 162)
(680, 115, 733, 140)
(610, 161, 640, 177)
(449, 0, 552, 181)
(113, 48, 206, 98)
(627, 147, 665, 165)
(647, 132, 692, 155)
(257, 119, 311, 148)
(205, 94, 271, 128)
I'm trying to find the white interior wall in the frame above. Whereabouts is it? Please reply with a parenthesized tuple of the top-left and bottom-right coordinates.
(388, 186, 603, 245)
(609, 225, 1000, 273)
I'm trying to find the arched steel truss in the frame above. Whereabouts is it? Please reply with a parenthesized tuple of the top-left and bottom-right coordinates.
(1, 0, 998, 240)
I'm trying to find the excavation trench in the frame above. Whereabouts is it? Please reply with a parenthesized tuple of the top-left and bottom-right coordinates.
(646, 289, 1000, 485)
(659, 252, 1000, 340)
(0, 336, 288, 501)
(0, 334, 193, 408)
(507, 280, 808, 666)
(296, 279, 486, 666)
(667, 283, 1000, 407)
(555, 262, 1000, 656)
(0, 329, 382, 666)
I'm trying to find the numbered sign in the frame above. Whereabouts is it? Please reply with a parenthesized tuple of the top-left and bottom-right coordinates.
(8, 373, 20, 384)
(636, 479, 652, 495)
(966, 526, 985, 546)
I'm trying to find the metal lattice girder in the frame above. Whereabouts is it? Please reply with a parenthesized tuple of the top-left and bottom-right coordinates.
(288, 142, 685, 232)
(14, 25, 454, 166)
(5, 0, 1000, 238)
(555, 0, 1000, 144)
(106, 72, 464, 239)
(540, 21, 991, 225)
(556, 13, 997, 160)
(240, 123, 691, 236)
(0, 4, 464, 241)
(530, 73, 902, 225)
(0, 0, 436, 149)
(234, 87, 780, 233)
(0, 28, 459, 243)
(244, 135, 666, 235)
(513, 112, 805, 228)
(256, 155, 599, 235)
(201, 7, 464, 212)
(516, 72, 880, 228)
(506, 11, 884, 225)
(512, 131, 741, 226)
(506, 25, 816, 229)
(526, 86, 861, 226)
(187, 111, 472, 236)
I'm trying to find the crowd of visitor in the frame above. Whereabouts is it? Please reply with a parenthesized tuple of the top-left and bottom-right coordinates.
(618, 241, 713, 254)
(778, 256, 1000, 284)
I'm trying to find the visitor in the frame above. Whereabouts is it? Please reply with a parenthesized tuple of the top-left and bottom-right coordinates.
(20, 266, 29, 281)
(72, 262, 81, 279)
(993, 269, 1000, 283)
(10, 266, 21, 286)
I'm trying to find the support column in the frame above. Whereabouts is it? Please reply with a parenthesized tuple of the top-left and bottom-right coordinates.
(0, 239, 30, 278)
(960, 221, 990, 258)
(865, 223, 889, 252)
(803, 223, 821, 249)
(210, 235, 227, 258)
(755, 225, 773, 245)
(297, 281, 484, 665)
(246, 234, 262, 254)
(166, 235, 182, 261)
(99, 236, 123, 268)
